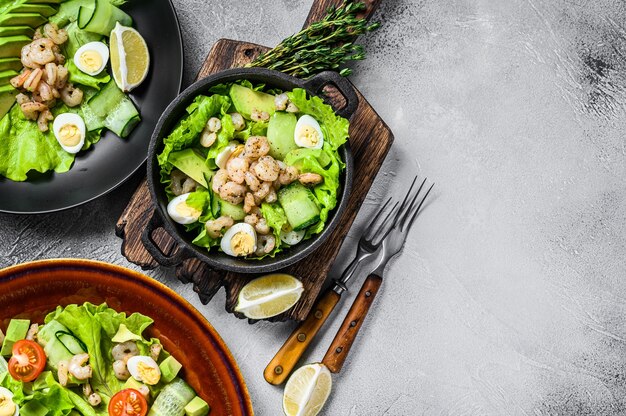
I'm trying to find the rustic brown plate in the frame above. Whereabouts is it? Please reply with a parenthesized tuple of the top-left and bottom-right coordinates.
(0, 259, 253, 416)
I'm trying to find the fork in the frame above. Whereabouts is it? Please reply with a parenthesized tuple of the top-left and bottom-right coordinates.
(264, 176, 432, 383)
(322, 177, 434, 373)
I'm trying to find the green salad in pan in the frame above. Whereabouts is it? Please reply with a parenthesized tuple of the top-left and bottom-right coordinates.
(0, 303, 210, 416)
(157, 82, 349, 259)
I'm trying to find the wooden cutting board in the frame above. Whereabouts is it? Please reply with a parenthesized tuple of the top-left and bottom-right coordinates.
(115, 0, 393, 322)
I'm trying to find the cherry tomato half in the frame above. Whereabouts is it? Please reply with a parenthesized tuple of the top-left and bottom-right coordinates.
(8, 339, 47, 382)
(108, 388, 148, 416)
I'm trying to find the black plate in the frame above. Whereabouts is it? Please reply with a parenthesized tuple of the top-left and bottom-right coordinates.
(0, 0, 183, 214)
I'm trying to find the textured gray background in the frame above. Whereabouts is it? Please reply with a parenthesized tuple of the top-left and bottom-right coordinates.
(2, 0, 626, 414)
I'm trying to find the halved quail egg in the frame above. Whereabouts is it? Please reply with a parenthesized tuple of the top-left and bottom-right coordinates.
(53, 113, 86, 154)
(167, 193, 202, 225)
(221, 222, 257, 257)
(294, 115, 324, 149)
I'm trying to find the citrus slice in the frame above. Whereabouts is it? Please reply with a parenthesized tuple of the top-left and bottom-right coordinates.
(283, 363, 332, 416)
(234, 274, 304, 319)
(110, 22, 150, 92)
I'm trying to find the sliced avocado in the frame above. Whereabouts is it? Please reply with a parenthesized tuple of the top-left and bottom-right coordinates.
(123, 376, 146, 391)
(0, 36, 31, 59)
(217, 197, 246, 221)
(267, 112, 298, 160)
(24, 0, 63, 4)
(0, 25, 35, 38)
(0, 85, 17, 119)
(19, 400, 49, 416)
(0, 69, 18, 85)
(0, 13, 47, 28)
(0, 318, 30, 356)
(184, 396, 210, 416)
(229, 83, 276, 120)
(159, 355, 183, 383)
(9, 4, 58, 17)
(169, 148, 212, 188)
(112, 323, 142, 343)
(0, 57, 22, 71)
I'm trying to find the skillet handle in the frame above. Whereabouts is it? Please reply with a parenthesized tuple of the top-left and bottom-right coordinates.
(141, 209, 191, 267)
(303, 71, 359, 119)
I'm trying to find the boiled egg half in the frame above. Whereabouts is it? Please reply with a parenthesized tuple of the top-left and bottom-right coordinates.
(221, 222, 257, 257)
(215, 141, 243, 170)
(167, 193, 202, 225)
(74, 42, 109, 76)
(0, 386, 18, 416)
(280, 228, 305, 246)
(53, 113, 86, 154)
(127, 356, 161, 385)
(294, 115, 324, 149)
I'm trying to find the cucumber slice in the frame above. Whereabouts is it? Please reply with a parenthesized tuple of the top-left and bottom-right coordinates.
(85, 80, 140, 137)
(218, 197, 246, 221)
(148, 378, 196, 416)
(56, 331, 87, 355)
(78, 0, 131, 36)
(0, 355, 7, 374)
(278, 183, 321, 231)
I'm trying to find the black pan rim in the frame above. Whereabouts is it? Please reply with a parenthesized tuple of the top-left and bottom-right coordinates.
(0, 0, 184, 215)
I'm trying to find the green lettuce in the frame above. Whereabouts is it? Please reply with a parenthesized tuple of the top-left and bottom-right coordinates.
(259, 202, 288, 256)
(0, 371, 76, 416)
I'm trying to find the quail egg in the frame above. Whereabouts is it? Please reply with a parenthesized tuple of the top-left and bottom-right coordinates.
(127, 356, 161, 385)
(74, 42, 109, 76)
(53, 113, 86, 154)
(167, 193, 202, 225)
(294, 115, 324, 149)
(0, 387, 18, 416)
(221, 222, 257, 257)
(280, 228, 305, 245)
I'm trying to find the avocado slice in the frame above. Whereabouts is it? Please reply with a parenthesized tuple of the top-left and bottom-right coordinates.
(0, 35, 31, 58)
(24, 0, 63, 4)
(169, 148, 212, 188)
(0, 57, 22, 71)
(0, 78, 18, 117)
(123, 376, 146, 391)
(0, 25, 35, 38)
(111, 323, 142, 343)
(9, 4, 58, 17)
(0, 13, 47, 28)
(0, 69, 18, 86)
(0, 318, 30, 356)
(229, 83, 276, 119)
(267, 112, 298, 160)
(184, 396, 210, 416)
(159, 355, 183, 383)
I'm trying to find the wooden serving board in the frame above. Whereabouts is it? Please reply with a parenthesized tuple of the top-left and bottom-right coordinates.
(115, 0, 393, 322)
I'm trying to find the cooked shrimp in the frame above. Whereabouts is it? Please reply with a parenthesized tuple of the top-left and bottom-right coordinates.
(254, 156, 280, 182)
(82, 383, 93, 397)
(286, 102, 299, 113)
(253, 181, 271, 201)
(15, 93, 30, 105)
(113, 360, 130, 380)
(21, 44, 40, 69)
(250, 109, 270, 122)
(299, 172, 323, 186)
(266, 189, 277, 203)
(275, 93, 288, 111)
(38, 81, 54, 102)
(88, 393, 102, 406)
(244, 170, 261, 192)
(207, 117, 221, 132)
(55, 65, 68, 89)
(60, 84, 83, 107)
(205, 216, 234, 238)
(200, 130, 216, 148)
(37, 109, 53, 132)
(278, 165, 299, 185)
(244, 192, 256, 214)
(43, 23, 68, 45)
(230, 112, 245, 131)
(219, 182, 246, 205)
(33, 28, 43, 40)
(112, 341, 139, 363)
(244, 213, 259, 226)
(25, 324, 38, 341)
(69, 353, 92, 380)
(58, 360, 69, 387)
(227, 157, 249, 184)
(10, 70, 31, 88)
(212, 169, 230, 194)
(23, 68, 43, 92)
(255, 218, 270, 235)
(43, 62, 57, 86)
(243, 136, 270, 160)
(20, 101, 47, 120)
(29, 38, 56, 65)
(150, 343, 162, 362)
(170, 170, 187, 196)
(255, 235, 276, 256)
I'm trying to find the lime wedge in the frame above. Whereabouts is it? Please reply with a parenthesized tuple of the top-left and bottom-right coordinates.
(283, 363, 332, 416)
(234, 274, 303, 319)
(110, 22, 150, 92)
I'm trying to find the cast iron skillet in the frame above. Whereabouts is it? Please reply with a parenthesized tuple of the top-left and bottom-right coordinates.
(143, 68, 357, 274)
(0, 0, 183, 214)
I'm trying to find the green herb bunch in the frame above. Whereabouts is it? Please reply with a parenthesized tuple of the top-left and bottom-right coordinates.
(247, 1, 380, 78)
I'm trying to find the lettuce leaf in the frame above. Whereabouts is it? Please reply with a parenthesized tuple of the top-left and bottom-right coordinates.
(0, 371, 76, 416)
(259, 202, 288, 257)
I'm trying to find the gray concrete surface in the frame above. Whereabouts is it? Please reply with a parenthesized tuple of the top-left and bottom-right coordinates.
(2, 0, 626, 414)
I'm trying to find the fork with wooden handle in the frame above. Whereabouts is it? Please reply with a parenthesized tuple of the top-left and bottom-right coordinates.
(265, 177, 433, 383)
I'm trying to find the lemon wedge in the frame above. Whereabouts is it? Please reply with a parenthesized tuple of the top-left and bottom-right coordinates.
(283, 363, 332, 416)
(234, 274, 303, 319)
(110, 22, 150, 92)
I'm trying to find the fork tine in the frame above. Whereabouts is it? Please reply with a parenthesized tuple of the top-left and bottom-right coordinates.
(370, 201, 400, 243)
(402, 182, 434, 232)
(395, 177, 427, 229)
(363, 197, 394, 240)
